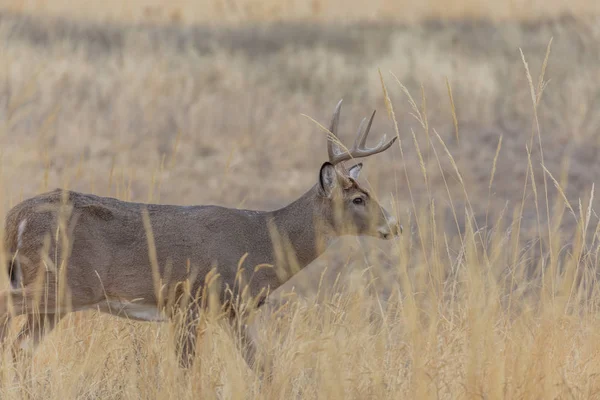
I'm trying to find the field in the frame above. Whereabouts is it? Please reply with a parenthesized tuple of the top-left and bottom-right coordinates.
(0, 2, 600, 399)
(2, 0, 600, 23)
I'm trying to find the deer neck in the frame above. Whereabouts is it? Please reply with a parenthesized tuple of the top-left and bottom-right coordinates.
(266, 185, 334, 277)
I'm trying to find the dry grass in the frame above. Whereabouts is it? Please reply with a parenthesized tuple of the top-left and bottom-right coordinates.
(0, 10, 600, 399)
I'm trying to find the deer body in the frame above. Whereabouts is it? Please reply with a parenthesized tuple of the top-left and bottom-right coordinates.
(0, 100, 399, 367)
(4, 186, 331, 316)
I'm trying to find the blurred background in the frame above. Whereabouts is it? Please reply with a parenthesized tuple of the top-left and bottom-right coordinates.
(0, 1, 599, 294)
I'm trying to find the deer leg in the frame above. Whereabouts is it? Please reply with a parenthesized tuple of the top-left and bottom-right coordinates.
(230, 313, 262, 372)
(12, 313, 63, 359)
(0, 287, 26, 346)
(0, 314, 11, 345)
(240, 321, 258, 370)
(174, 306, 202, 368)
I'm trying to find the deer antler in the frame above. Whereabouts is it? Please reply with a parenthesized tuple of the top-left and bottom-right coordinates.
(327, 99, 397, 166)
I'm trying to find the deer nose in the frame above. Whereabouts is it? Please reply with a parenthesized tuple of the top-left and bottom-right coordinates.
(388, 216, 402, 236)
(392, 221, 402, 236)
(379, 216, 401, 239)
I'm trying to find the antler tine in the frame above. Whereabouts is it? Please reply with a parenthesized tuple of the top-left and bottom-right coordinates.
(329, 99, 343, 135)
(354, 109, 375, 149)
(351, 108, 398, 157)
(327, 99, 344, 163)
(352, 117, 367, 151)
(356, 134, 397, 157)
(327, 102, 397, 165)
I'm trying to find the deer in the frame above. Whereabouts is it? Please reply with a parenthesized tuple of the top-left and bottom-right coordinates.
(0, 99, 400, 369)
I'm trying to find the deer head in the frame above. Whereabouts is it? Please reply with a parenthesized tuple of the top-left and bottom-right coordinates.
(316, 99, 400, 240)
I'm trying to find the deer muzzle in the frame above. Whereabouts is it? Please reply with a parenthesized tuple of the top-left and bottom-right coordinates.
(378, 215, 401, 239)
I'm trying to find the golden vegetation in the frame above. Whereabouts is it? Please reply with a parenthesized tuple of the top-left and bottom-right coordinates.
(0, 6, 599, 400)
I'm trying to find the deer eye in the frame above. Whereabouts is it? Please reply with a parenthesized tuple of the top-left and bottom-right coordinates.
(352, 197, 364, 205)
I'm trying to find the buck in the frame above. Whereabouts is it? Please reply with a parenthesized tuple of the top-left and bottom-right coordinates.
(0, 99, 400, 368)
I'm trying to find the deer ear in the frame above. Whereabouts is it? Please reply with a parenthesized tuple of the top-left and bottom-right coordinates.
(319, 162, 337, 197)
(348, 163, 363, 180)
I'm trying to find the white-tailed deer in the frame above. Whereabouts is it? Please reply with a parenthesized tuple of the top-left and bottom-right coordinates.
(0, 99, 399, 368)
